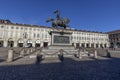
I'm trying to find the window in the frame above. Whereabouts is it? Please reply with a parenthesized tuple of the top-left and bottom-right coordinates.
(45, 34, 47, 38)
(71, 36, 73, 40)
(21, 27, 23, 30)
(1, 26, 4, 28)
(34, 28, 36, 31)
(37, 34, 40, 38)
(11, 26, 14, 29)
(34, 33, 36, 38)
(25, 27, 27, 30)
(16, 27, 19, 29)
(79, 37, 81, 40)
(29, 28, 32, 30)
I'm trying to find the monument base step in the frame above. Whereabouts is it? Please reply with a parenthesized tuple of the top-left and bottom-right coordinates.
(47, 45, 75, 50)
(44, 54, 75, 58)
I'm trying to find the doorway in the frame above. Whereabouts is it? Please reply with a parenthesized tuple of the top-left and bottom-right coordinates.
(0, 41, 3, 47)
(35, 43, 40, 47)
(18, 43, 23, 47)
(43, 42, 48, 48)
(76, 43, 79, 49)
(8, 41, 14, 47)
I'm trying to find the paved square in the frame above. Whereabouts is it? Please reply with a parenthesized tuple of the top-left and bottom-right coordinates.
(0, 56, 120, 80)
(0, 48, 120, 80)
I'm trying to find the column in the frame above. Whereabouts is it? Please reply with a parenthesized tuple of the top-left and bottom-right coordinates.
(14, 41, 18, 47)
(102, 44, 104, 48)
(32, 42, 35, 47)
(40, 42, 43, 47)
(79, 43, 81, 47)
(74, 43, 76, 48)
(89, 43, 91, 48)
(48, 42, 51, 46)
(94, 43, 96, 48)
(84, 43, 86, 48)
(107, 43, 110, 48)
(98, 44, 100, 48)
(4, 40, 8, 47)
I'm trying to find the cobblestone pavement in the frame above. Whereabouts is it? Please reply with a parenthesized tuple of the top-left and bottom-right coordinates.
(0, 48, 120, 80)
(0, 56, 120, 80)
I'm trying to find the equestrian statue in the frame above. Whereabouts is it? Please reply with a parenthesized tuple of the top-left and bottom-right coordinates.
(46, 10, 70, 29)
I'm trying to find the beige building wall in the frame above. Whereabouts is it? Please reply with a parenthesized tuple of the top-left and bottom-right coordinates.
(0, 23, 109, 48)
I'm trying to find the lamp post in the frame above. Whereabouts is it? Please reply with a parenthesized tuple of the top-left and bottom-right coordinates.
(23, 32, 27, 48)
(20, 32, 27, 57)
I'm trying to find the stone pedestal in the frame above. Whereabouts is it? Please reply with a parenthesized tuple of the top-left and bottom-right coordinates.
(4, 41, 8, 47)
(7, 49, 14, 62)
(77, 49, 82, 59)
(26, 49, 30, 54)
(79, 51, 82, 59)
(94, 50, 97, 59)
(51, 31, 72, 46)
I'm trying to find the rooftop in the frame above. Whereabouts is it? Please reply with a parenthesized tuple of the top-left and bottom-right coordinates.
(0, 19, 106, 34)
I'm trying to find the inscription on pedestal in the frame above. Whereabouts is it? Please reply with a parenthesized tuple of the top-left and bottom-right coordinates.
(51, 31, 72, 45)
(54, 35, 70, 44)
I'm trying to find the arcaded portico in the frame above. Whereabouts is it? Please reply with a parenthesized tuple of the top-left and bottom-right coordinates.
(0, 19, 109, 48)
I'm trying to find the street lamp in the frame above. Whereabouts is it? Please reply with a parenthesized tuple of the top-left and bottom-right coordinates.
(19, 32, 28, 57)
(23, 32, 27, 48)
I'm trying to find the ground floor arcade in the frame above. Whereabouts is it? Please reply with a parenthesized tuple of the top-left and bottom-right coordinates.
(0, 39, 50, 48)
(0, 39, 109, 48)
(72, 42, 108, 49)
(110, 42, 120, 48)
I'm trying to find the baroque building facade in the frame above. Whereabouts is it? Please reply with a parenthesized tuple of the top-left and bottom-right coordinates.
(107, 30, 120, 48)
(0, 19, 109, 48)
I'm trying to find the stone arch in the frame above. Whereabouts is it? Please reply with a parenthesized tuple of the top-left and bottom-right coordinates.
(71, 41, 74, 46)
(110, 42, 114, 48)
(96, 43, 99, 48)
(76, 42, 80, 49)
(8, 38, 14, 47)
(0, 39, 4, 47)
(27, 39, 32, 47)
(116, 42, 120, 48)
(81, 42, 85, 48)
(100, 43, 103, 48)
(91, 43, 94, 48)
(86, 42, 90, 48)
(104, 43, 107, 48)
(17, 38, 24, 47)
(35, 39, 41, 47)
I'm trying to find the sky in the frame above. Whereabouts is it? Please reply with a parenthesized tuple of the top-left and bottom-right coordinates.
(0, 0, 120, 32)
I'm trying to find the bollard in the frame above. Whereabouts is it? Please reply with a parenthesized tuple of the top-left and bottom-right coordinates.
(35, 51, 38, 55)
(59, 49, 64, 61)
(26, 49, 30, 54)
(20, 49, 25, 57)
(78, 49, 82, 59)
(35, 54, 42, 64)
(106, 49, 111, 58)
(30, 48, 33, 53)
(94, 50, 98, 59)
(79, 51, 82, 59)
(7, 49, 14, 62)
(32, 48, 35, 52)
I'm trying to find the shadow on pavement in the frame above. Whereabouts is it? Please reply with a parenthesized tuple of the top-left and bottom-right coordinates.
(0, 59, 5, 62)
(0, 57, 120, 80)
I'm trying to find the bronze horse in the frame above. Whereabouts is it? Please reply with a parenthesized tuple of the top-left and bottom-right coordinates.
(46, 18, 70, 29)
(46, 10, 70, 29)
